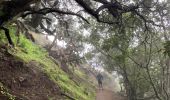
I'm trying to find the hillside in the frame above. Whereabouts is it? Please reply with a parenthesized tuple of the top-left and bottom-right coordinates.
(0, 26, 96, 100)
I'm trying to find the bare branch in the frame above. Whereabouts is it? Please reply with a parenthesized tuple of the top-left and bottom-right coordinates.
(22, 8, 89, 24)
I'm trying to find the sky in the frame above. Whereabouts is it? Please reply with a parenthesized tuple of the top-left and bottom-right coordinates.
(41, 0, 169, 81)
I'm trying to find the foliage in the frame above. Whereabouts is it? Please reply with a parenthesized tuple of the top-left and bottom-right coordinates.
(0, 82, 16, 100)
(0, 26, 95, 100)
(81, 8, 170, 99)
(164, 41, 170, 57)
(0, 0, 170, 99)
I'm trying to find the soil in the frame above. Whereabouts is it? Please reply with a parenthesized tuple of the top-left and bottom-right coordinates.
(0, 47, 63, 100)
(96, 89, 125, 100)
(0, 46, 126, 100)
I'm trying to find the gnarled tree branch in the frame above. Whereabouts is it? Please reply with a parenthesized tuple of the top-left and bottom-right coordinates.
(22, 8, 89, 24)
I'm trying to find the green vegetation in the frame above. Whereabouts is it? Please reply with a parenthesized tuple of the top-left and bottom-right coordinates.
(0, 82, 15, 100)
(1, 0, 170, 99)
(0, 26, 95, 100)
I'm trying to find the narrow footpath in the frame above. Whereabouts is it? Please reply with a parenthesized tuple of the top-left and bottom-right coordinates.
(96, 89, 125, 100)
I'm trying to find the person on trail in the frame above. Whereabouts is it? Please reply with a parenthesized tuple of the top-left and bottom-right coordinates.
(96, 73, 103, 90)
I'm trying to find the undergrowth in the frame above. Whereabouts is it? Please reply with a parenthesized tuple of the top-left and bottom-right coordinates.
(0, 82, 15, 100)
(0, 26, 95, 100)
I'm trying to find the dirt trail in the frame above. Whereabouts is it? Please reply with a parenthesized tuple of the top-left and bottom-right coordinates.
(96, 89, 125, 100)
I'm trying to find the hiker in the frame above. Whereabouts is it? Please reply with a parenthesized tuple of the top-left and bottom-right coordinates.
(96, 73, 103, 90)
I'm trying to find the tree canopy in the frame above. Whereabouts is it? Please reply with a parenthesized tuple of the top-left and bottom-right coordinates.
(1, 0, 170, 100)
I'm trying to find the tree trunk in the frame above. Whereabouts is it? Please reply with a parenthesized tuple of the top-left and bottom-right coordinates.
(48, 34, 58, 51)
(0, 27, 14, 46)
(121, 58, 137, 100)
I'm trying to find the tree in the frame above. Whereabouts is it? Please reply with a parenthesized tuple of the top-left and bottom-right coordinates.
(0, 0, 166, 45)
(0, 0, 170, 99)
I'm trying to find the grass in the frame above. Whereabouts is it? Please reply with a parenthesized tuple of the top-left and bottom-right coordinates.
(0, 26, 96, 100)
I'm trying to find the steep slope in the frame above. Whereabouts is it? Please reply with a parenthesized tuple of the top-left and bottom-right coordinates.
(0, 49, 62, 100)
(0, 26, 96, 100)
